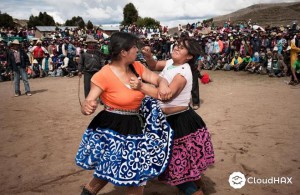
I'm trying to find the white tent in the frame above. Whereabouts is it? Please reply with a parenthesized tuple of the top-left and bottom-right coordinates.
(252, 25, 265, 32)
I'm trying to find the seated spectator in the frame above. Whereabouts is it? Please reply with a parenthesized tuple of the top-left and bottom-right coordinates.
(258, 52, 268, 74)
(219, 53, 230, 70)
(225, 52, 242, 71)
(277, 51, 288, 77)
(59, 54, 78, 77)
(48, 54, 62, 77)
(246, 52, 260, 72)
(67, 55, 78, 77)
(201, 54, 213, 70)
(60, 55, 70, 76)
(41, 53, 50, 76)
(212, 57, 222, 71)
(210, 53, 220, 70)
(235, 53, 252, 71)
(0, 39, 10, 81)
(270, 48, 284, 77)
(31, 59, 44, 78)
(266, 51, 274, 76)
(47, 54, 55, 76)
(0, 60, 11, 81)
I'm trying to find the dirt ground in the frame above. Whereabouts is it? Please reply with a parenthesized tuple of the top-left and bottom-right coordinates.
(0, 70, 299, 195)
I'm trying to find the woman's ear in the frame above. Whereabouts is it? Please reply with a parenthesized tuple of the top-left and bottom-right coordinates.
(120, 50, 127, 57)
(186, 54, 193, 60)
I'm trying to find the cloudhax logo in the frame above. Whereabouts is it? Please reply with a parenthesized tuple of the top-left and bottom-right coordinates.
(228, 172, 293, 189)
(228, 172, 246, 189)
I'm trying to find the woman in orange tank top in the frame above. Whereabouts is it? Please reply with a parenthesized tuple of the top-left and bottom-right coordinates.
(75, 32, 174, 195)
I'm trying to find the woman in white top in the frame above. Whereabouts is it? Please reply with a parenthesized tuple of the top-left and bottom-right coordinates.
(131, 37, 214, 195)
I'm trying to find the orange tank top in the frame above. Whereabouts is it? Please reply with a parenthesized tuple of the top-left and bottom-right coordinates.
(91, 61, 145, 110)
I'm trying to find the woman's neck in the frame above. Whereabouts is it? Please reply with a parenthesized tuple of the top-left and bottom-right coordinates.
(109, 61, 130, 73)
(172, 60, 186, 66)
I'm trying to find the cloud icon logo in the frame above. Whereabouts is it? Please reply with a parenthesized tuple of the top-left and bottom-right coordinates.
(229, 172, 246, 189)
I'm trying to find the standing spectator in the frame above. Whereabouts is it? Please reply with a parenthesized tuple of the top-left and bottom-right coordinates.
(217, 36, 224, 54)
(276, 33, 283, 54)
(261, 34, 270, 49)
(250, 34, 261, 54)
(41, 53, 50, 76)
(78, 35, 103, 97)
(100, 40, 110, 64)
(223, 36, 229, 54)
(212, 37, 220, 55)
(65, 38, 76, 65)
(47, 41, 57, 56)
(7, 40, 31, 96)
(283, 46, 291, 76)
(239, 40, 246, 57)
(289, 53, 300, 85)
(233, 36, 242, 54)
(290, 33, 300, 69)
(270, 34, 277, 51)
(30, 40, 48, 65)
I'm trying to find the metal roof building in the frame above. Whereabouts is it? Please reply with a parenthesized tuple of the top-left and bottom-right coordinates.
(35, 26, 78, 38)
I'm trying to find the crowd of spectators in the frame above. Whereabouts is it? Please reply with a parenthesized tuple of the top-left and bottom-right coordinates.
(120, 19, 300, 83)
(0, 19, 299, 84)
(0, 26, 110, 81)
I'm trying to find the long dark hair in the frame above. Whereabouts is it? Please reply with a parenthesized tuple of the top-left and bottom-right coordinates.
(179, 37, 203, 67)
(109, 32, 140, 62)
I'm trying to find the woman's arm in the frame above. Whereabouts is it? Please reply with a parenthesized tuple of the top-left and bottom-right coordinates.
(130, 73, 186, 101)
(81, 82, 103, 115)
(142, 46, 167, 71)
(129, 67, 171, 100)
(167, 74, 187, 99)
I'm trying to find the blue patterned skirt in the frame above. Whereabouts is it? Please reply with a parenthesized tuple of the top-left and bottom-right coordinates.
(75, 97, 174, 186)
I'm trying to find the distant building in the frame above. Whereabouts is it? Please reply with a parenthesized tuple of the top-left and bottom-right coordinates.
(35, 26, 78, 39)
(97, 25, 120, 36)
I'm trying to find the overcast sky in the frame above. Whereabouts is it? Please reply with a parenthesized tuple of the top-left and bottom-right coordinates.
(0, 0, 298, 28)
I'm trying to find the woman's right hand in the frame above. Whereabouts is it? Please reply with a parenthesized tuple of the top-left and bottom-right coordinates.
(81, 100, 98, 115)
(141, 46, 152, 59)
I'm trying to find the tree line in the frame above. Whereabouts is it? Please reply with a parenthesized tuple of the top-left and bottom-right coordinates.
(0, 3, 160, 29)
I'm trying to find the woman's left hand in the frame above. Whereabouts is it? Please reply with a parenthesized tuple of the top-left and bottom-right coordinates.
(158, 84, 172, 101)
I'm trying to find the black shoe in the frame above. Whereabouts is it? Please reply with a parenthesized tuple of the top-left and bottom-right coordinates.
(81, 187, 93, 195)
